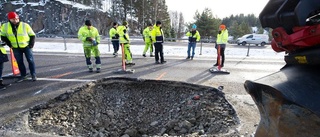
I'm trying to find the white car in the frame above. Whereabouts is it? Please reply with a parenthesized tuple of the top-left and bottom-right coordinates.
(237, 34, 269, 46)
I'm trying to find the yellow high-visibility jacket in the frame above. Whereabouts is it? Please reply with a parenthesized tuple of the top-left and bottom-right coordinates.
(78, 25, 100, 47)
(143, 27, 153, 43)
(216, 29, 228, 44)
(151, 25, 164, 43)
(117, 25, 130, 44)
(109, 27, 119, 41)
(1, 22, 35, 48)
(186, 30, 201, 42)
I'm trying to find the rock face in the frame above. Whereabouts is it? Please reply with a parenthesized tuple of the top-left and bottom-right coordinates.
(0, 1, 111, 36)
(0, 77, 240, 137)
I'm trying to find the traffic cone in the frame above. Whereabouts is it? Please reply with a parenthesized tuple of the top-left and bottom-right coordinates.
(10, 48, 20, 76)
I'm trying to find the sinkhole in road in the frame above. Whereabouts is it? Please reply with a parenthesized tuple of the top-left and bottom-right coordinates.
(5, 77, 240, 136)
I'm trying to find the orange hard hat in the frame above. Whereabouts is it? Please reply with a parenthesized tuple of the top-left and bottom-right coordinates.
(219, 24, 226, 30)
(7, 12, 19, 19)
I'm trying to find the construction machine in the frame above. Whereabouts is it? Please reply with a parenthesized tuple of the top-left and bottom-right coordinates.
(244, 0, 320, 136)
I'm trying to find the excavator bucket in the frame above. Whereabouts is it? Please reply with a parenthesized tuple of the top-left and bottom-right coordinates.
(244, 65, 320, 137)
(247, 0, 320, 136)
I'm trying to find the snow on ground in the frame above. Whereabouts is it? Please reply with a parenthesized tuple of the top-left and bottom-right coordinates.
(25, 42, 285, 59)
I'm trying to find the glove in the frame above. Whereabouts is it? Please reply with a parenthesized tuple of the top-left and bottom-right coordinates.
(123, 29, 127, 33)
(92, 40, 98, 46)
(28, 45, 34, 48)
(86, 37, 93, 41)
(115, 34, 119, 39)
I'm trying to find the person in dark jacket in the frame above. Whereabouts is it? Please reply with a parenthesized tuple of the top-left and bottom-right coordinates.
(151, 21, 166, 64)
(109, 22, 120, 57)
(0, 23, 11, 90)
(185, 24, 201, 60)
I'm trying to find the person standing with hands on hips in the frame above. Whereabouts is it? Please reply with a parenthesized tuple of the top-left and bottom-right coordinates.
(214, 24, 228, 67)
(109, 22, 119, 57)
(1, 11, 37, 82)
(151, 21, 166, 64)
(78, 20, 101, 73)
(186, 24, 200, 60)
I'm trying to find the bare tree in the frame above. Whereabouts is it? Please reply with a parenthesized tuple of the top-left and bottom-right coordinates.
(169, 11, 179, 38)
(177, 12, 184, 39)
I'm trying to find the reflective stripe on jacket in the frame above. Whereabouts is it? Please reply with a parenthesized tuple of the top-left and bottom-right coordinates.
(117, 25, 130, 44)
(78, 26, 100, 47)
(1, 22, 35, 48)
(0, 46, 6, 54)
(216, 29, 228, 44)
(186, 30, 201, 42)
(151, 25, 164, 43)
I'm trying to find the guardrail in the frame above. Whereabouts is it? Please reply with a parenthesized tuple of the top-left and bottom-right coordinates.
(36, 34, 217, 55)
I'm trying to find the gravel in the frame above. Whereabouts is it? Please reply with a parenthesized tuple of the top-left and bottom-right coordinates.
(0, 77, 240, 137)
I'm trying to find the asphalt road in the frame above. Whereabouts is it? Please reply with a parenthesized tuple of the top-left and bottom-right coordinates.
(0, 46, 285, 136)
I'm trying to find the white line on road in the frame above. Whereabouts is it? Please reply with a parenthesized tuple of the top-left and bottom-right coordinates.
(37, 78, 95, 82)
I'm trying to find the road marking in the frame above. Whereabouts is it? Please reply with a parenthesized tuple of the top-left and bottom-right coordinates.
(49, 67, 63, 71)
(50, 72, 73, 78)
(37, 78, 94, 82)
(156, 72, 167, 80)
(34, 86, 48, 95)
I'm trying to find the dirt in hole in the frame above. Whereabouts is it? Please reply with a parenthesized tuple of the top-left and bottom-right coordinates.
(1, 77, 240, 137)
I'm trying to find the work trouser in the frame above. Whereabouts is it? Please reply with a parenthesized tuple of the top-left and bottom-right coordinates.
(13, 47, 36, 77)
(0, 62, 3, 80)
(83, 46, 101, 69)
(216, 44, 226, 65)
(154, 43, 164, 62)
(143, 41, 153, 55)
(112, 40, 119, 54)
(121, 43, 133, 63)
(187, 42, 196, 58)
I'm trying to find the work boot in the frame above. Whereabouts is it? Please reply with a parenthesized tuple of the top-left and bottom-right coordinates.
(96, 68, 101, 73)
(161, 61, 167, 64)
(128, 62, 135, 66)
(155, 61, 161, 64)
(16, 76, 27, 83)
(125, 62, 135, 66)
(191, 57, 193, 60)
(0, 84, 6, 90)
(89, 68, 93, 72)
(142, 54, 146, 57)
(0, 80, 11, 90)
(32, 75, 37, 81)
(186, 57, 190, 59)
(150, 54, 154, 57)
(213, 63, 218, 66)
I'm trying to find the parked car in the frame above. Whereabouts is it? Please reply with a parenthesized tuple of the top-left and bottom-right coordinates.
(237, 34, 269, 46)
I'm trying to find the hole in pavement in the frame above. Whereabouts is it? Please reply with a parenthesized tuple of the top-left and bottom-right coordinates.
(1, 77, 240, 137)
